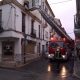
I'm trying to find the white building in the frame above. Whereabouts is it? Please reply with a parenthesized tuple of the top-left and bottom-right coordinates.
(0, 0, 65, 67)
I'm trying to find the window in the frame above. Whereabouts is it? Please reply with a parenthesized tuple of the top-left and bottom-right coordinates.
(31, 20, 36, 38)
(22, 13, 25, 33)
(39, 25, 40, 38)
(45, 31, 48, 39)
(2, 41, 14, 56)
(32, 0, 35, 7)
(43, 28, 44, 39)
(32, 0, 39, 6)
(0, 10, 2, 28)
(31, 19, 34, 34)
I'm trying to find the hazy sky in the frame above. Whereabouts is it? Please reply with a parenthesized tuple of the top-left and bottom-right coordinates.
(48, 0, 76, 39)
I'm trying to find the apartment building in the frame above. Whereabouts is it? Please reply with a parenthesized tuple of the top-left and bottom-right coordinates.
(0, 0, 72, 67)
(74, 0, 80, 48)
(0, 0, 56, 67)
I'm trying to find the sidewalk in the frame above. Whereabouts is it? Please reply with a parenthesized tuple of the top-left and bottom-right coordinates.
(73, 56, 80, 79)
(0, 56, 41, 69)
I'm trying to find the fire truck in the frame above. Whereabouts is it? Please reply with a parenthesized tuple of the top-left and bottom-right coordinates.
(47, 37, 71, 61)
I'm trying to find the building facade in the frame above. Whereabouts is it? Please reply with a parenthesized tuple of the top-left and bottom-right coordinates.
(0, 0, 72, 67)
(74, 0, 80, 48)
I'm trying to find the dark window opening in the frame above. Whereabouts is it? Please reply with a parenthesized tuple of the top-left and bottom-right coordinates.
(39, 25, 40, 38)
(31, 19, 34, 34)
(31, 19, 36, 38)
(22, 13, 25, 33)
(43, 28, 44, 39)
(38, 43, 40, 53)
(2, 41, 14, 56)
(32, 0, 35, 7)
(0, 10, 2, 28)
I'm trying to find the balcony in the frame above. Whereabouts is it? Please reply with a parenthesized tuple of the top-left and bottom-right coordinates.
(24, 0, 40, 11)
(74, 15, 80, 29)
(31, 29, 36, 38)
(74, 28, 80, 37)
(74, 15, 80, 35)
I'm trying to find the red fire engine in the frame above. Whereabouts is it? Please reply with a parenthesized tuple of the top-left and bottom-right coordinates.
(48, 37, 71, 61)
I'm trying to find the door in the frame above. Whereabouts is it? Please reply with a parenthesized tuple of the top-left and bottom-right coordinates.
(2, 41, 14, 56)
(42, 45, 45, 56)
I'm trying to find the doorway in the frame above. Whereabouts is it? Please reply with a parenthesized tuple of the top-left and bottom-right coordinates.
(42, 45, 45, 56)
(2, 41, 14, 60)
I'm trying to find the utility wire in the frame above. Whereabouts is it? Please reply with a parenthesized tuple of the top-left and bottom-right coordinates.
(49, 0, 72, 5)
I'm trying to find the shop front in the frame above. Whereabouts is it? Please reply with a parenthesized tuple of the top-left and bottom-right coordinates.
(0, 38, 22, 67)
(2, 41, 14, 61)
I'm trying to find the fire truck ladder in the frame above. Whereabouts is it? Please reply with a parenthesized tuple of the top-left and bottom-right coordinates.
(37, 7, 72, 41)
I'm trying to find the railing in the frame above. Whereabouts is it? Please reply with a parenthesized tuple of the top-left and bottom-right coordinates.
(24, 0, 40, 11)
(38, 7, 61, 27)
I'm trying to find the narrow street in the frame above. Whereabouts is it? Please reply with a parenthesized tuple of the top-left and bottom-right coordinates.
(0, 56, 79, 80)
(0, 0, 79, 80)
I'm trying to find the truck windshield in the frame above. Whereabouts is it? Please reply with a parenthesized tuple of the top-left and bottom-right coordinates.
(49, 41, 64, 48)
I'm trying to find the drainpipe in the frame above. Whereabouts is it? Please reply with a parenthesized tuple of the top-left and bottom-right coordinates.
(23, 34, 27, 64)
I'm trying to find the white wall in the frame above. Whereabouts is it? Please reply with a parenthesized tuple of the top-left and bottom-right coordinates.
(0, 4, 13, 30)
(0, 31, 23, 39)
(44, 24, 51, 41)
(17, 0, 24, 5)
(34, 21, 40, 38)
(25, 15, 42, 39)
(14, 38, 22, 62)
(0, 4, 22, 32)
(15, 5, 22, 32)
(25, 14, 31, 35)
(31, 10, 41, 21)
(0, 1, 54, 51)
